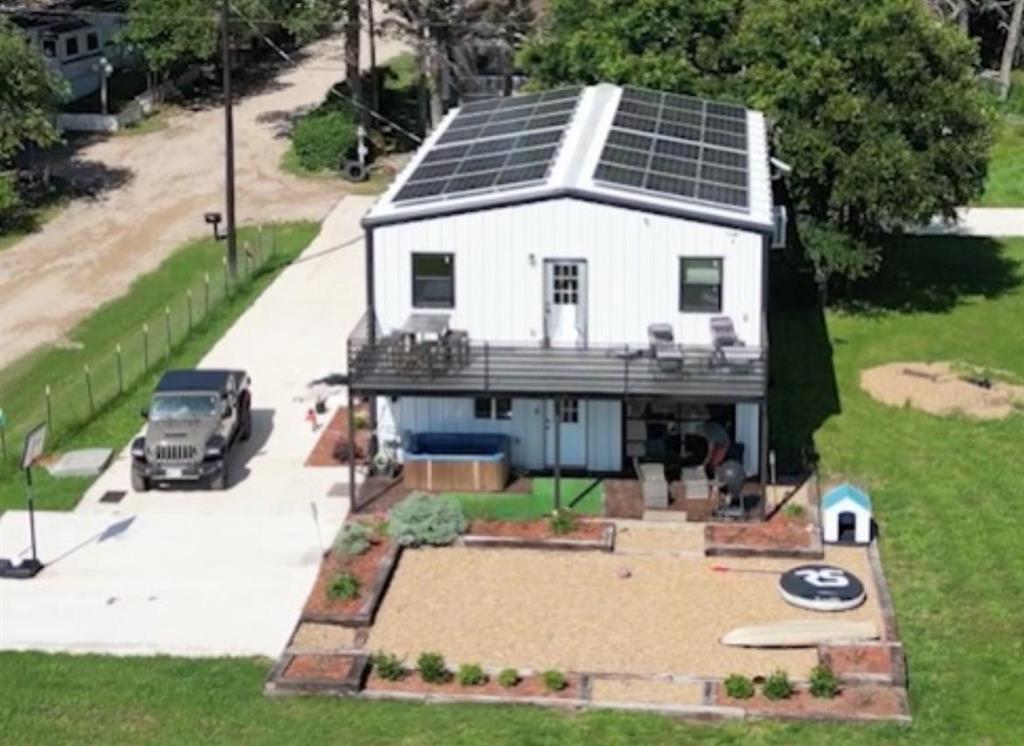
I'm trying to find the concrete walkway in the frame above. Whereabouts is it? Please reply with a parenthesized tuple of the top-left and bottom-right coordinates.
(911, 207, 1024, 236)
(0, 196, 371, 657)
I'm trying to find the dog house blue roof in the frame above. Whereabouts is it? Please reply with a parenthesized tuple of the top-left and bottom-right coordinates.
(822, 483, 872, 512)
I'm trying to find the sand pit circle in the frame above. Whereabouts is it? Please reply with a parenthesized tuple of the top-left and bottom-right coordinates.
(860, 362, 1024, 419)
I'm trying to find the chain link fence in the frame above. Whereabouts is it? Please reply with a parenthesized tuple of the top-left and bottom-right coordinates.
(0, 226, 282, 471)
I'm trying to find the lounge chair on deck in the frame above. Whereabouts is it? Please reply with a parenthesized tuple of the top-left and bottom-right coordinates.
(648, 323, 683, 371)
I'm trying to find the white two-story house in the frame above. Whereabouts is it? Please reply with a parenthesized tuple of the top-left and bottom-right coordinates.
(349, 83, 774, 487)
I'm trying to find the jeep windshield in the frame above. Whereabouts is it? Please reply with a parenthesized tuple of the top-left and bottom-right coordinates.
(150, 393, 220, 421)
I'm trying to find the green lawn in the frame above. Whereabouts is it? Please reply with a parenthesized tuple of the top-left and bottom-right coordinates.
(447, 477, 604, 520)
(0, 222, 318, 511)
(1, 236, 1023, 744)
(0, 198, 68, 252)
(975, 116, 1024, 206)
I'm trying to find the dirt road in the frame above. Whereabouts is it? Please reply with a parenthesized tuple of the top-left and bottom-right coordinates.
(0, 27, 406, 369)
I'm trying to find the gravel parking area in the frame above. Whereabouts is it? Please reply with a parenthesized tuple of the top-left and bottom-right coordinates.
(367, 546, 884, 678)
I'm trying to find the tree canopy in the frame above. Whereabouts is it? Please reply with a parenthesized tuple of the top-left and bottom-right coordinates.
(519, 0, 995, 283)
(519, 0, 742, 97)
(0, 18, 67, 219)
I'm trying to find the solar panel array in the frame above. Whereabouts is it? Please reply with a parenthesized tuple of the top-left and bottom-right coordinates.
(393, 88, 582, 204)
(593, 87, 750, 210)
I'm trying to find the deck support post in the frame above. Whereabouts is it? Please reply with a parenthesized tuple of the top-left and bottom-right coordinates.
(759, 399, 769, 521)
(348, 385, 358, 510)
(553, 397, 561, 511)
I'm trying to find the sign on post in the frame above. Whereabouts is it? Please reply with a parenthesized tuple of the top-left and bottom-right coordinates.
(21, 422, 47, 471)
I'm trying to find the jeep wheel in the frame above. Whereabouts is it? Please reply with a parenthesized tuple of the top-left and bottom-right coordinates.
(210, 462, 229, 490)
(131, 469, 149, 492)
(240, 410, 253, 441)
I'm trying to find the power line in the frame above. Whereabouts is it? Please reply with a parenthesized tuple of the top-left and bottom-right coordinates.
(229, 1, 422, 143)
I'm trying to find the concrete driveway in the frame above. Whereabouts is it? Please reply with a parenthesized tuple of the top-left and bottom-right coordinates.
(0, 196, 371, 657)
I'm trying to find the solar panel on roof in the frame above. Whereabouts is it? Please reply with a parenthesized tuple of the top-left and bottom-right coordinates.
(593, 86, 750, 211)
(393, 87, 583, 204)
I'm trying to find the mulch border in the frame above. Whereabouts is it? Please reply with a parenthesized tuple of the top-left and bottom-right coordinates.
(299, 543, 403, 628)
(265, 653, 371, 697)
(458, 522, 616, 553)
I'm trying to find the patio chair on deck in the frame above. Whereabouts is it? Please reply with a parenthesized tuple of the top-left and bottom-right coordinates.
(710, 316, 744, 350)
(648, 323, 683, 371)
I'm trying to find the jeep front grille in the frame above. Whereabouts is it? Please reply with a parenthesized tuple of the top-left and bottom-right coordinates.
(154, 444, 198, 462)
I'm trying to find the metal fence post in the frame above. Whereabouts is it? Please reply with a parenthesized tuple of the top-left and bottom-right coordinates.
(45, 385, 53, 433)
(164, 306, 172, 352)
(84, 364, 94, 415)
(143, 323, 149, 371)
(187, 289, 193, 333)
(116, 343, 124, 394)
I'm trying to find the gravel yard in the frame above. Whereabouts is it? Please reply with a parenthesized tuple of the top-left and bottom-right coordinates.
(366, 546, 885, 678)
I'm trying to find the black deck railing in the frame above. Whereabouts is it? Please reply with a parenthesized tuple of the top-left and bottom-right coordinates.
(346, 311, 767, 401)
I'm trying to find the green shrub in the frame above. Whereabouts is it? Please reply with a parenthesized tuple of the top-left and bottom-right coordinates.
(541, 669, 567, 691)
(372, 651, 405, 681)
(292, 109, 358, 173)
(334, 521, 371, 556)
(388, 494, 467, 547)
(326, 572, 360, 601)
(762, 670, 794, 700)
(809, 663, 840, 699)
(723, 673, 755, 699)
(457, 663, 486, 687)
(497, 668, 520, 688)
(548, 509, 577, 535)
(782, 502, 805, 519)
(417, 652, 448, 684)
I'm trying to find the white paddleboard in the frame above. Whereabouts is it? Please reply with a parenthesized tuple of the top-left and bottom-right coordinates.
(721, 620, 879, 648)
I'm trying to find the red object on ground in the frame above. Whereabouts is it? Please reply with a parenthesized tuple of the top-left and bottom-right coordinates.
(306, 408, 319, 431)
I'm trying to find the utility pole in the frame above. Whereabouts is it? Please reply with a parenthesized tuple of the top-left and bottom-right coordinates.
(366, 0, 378, 112)
(221, 0, 238, 279)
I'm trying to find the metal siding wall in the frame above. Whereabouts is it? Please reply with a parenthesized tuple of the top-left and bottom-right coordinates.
(585, 399, 622, 471)
(372, 199, 764, 347)
(735, 403, 760, 475)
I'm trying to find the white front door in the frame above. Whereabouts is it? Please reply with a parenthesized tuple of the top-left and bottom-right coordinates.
(544, 260, 586, 347)
(545, 398, 586, 468)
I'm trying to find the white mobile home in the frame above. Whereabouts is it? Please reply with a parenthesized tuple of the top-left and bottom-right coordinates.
(349, 83, 773, 486)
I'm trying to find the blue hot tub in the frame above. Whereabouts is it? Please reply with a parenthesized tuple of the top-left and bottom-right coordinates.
(404, 433, 510, 491)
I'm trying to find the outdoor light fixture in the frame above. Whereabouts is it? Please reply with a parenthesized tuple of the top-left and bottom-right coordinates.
(205, 211, 226, 241)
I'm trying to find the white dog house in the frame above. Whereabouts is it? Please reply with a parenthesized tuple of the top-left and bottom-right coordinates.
(822, 483, 873, 544)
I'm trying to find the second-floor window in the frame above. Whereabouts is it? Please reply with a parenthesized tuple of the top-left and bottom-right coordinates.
(65, 36, 79, 57)
(412, 253, 454, 308)
(86, 32, 99, 51)
(42, 38, 56, 58)
(474, 397, 512, 420)
(679, 257, 723, 313)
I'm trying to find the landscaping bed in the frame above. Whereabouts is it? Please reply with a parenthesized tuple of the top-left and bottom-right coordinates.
(714, 682, 910, 723)
(704, 514, 823, 558)
(300, 539, 400, 627)
(365, 669, 583, 704)
(267, 653, 369, 695)
(821, 644, 903, 684)
(462, 518, 615, 551)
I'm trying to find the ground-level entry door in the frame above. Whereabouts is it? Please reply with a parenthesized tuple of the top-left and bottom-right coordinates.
(545, 399, 586, 468)
(544, 260, 586, 347)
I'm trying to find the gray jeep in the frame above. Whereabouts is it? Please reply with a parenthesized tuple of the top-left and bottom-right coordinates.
(131, 369, 252, 491)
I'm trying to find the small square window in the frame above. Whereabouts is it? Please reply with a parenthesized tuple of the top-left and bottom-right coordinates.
(65, 37, 79, 57)
(86, 32, 99, 51)
(474, 397, 512, 420)
(42, 39, 57, 57)
(679, 257, 722, 313)
(556, 399, 579, 423)
(412, 253, 454, 308)
(474, 397, 491, 419)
